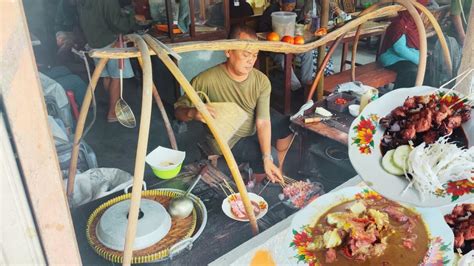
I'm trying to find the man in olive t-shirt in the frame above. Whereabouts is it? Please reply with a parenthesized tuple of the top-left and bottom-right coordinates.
(174, 26, 293, 183)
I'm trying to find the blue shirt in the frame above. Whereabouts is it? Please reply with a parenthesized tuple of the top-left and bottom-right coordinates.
(379, 35, 420, 67)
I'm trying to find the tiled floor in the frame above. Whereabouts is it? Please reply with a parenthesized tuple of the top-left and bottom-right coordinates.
(71, 41, 379, 265)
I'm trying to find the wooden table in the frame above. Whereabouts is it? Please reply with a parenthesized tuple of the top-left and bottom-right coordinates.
(274, 21, 390, 114)
(291, 99, 356, 146)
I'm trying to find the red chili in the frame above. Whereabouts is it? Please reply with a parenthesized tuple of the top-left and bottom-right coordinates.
(335, 98, 348, 105)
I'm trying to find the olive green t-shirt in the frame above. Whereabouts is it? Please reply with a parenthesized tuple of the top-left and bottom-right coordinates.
(175, 64, 271, 151)
(451, 0, 472, 29)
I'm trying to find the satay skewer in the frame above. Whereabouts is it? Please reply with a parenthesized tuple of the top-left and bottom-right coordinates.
(448, 92, 473, 108)
(222, 178, 236, 195)
(435, 68, 473, 100)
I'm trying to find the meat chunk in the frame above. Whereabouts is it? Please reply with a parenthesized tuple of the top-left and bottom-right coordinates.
(403, 97, 417, 109)
(446, 115, 462, 129)
(325, 248, 337, 263)
(423, 130, 438, 144)
(401, 124, 416, 141)
(415, 118, 432, 133)
(463, 204, 474, 212)
(383, 206, 409, 223)
(402, 238, 416, 250)
(391, 106, 407, 119)
(452, 205, 466, 216)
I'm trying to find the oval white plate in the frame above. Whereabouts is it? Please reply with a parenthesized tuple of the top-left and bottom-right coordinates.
(348, 86, 473, 207)
(221, 193, 268, 222)
(285, 186, 455, 265)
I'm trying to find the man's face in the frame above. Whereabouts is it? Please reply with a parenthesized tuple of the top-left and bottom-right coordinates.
(226, 33, 259, 77)
(281, 2, 296, 11)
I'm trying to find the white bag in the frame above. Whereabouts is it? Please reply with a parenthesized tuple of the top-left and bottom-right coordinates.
(65, 168, 144, 208)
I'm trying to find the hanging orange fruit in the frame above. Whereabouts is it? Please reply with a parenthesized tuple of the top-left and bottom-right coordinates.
(281, 36, 294, 44)
(266, 32, 280, 41)
(294, 36, 305, 45)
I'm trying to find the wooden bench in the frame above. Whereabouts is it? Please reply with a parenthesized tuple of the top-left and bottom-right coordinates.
(321, 62, 397, 95)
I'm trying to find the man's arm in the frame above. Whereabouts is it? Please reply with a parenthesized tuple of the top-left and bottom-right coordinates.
(256, 118, 283, 183)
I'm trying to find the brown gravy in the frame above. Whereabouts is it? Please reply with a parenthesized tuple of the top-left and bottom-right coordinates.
(313, 199, 429, 265)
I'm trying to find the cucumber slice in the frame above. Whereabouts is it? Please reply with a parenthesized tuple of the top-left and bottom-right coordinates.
(382, 150, 404, 175)
(393, 145, 411, 171)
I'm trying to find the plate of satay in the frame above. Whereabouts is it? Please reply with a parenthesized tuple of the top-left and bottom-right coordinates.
(348, 85, 473, 207)
(219, 180, 268, 222)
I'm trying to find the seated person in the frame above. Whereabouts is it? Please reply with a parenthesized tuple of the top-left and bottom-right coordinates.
(450, 0, 471, 45)
(378, 0, 428, 89)
(230, 0, 254, 19)
(258, 0, 333, 91)
(174, 25, 294, 183)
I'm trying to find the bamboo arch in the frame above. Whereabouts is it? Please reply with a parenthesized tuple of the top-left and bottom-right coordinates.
(64, 3, 450, 265)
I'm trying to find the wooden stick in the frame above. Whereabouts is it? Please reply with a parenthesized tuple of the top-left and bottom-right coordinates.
(223, 178, 236, 195)
(66, 58, 109, 200)
(449, 92, 474, 108)
(142, 34, 260, 235)
(122, 34, 153, 266)
(219, 183, 230, 197)
(137, 57, 178, 150)
(351, 0, 427, 87)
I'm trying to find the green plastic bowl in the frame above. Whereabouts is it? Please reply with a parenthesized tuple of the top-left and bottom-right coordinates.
(151, 163, 183, 179)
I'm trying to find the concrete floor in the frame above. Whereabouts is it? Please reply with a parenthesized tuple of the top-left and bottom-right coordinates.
(69, 42, 381, 265)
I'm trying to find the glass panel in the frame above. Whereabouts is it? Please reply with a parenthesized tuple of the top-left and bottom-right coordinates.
(194, 0, 225, 29)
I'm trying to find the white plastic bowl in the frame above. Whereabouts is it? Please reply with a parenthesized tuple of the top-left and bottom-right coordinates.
(348, 104, 360, 117)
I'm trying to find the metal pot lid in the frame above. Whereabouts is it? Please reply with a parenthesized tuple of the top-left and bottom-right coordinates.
(96, 199, 171, 251)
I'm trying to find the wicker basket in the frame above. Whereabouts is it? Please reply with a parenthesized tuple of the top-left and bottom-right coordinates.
(86, 190, 198, 264)
(196, 91, 248, 144)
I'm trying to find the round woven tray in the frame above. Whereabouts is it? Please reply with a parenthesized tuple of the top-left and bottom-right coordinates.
(86, 190, 197, 264)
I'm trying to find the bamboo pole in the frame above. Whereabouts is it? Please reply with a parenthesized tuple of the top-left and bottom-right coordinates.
(88, 5, 404, 60)
(317, 0, 330, 100)
(307, 34, 346, 101)
(350, 0, 428, 86)
(122, 34, 153, 266)
(137, 57, 178, 150)
(412, 1, 452, 74)
(66, 58, 109, 200)
(142, 34, 260, 235)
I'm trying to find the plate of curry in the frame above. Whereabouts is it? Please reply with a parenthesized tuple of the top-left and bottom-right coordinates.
(286, 186, 454, 265)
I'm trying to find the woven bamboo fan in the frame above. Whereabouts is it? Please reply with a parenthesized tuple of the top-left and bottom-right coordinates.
(86, 190, 197, 264)
(196, 91, 248, 144)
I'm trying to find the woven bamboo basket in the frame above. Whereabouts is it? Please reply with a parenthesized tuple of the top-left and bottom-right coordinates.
(86, 189, 198, 264)
(196, 91, 248, 144)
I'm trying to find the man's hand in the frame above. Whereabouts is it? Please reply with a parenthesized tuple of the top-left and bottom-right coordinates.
(263, 159, 283, 183)
(190, 105, 216, 123)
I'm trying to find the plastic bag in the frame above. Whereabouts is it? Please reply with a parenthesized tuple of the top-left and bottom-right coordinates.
(66, 168, 140, 208)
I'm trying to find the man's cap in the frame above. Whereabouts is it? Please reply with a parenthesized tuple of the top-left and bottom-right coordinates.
(281, 0, 296, 4)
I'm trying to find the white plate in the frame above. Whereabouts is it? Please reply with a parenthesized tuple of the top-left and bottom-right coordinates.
(221, 193, 268, 222)
(285, 186, 455, 265)
(348, 86, 474, 207)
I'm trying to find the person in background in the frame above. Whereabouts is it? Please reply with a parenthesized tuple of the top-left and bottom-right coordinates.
(54, 0, 85, 64)
(378, 0, 428, 89)
(76, 0, 145, 122)
(230, 0, 254, 19)
(258, 0, 333, 91)
(175, 25, 294, 183)
(450, 0, 471, 45)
